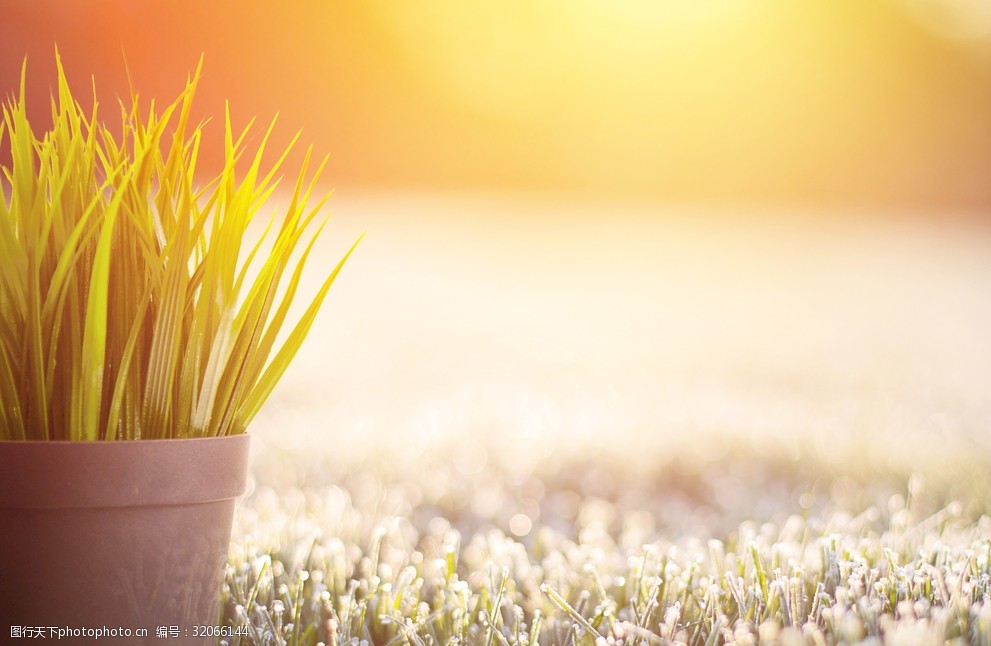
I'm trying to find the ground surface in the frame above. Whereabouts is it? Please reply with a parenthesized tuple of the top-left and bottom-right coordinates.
(222, 193, 991, 645)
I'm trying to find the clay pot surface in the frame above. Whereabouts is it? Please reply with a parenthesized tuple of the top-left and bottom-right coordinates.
(0, 434, 250, 645)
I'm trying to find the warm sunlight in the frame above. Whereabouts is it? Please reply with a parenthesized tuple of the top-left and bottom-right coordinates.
(2, 0, 988, 206)
(2, 1, 991, 642)
(898, 0, 991, 43)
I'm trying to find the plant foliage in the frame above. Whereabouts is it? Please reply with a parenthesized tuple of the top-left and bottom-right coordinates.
(0, 54, 360, 441)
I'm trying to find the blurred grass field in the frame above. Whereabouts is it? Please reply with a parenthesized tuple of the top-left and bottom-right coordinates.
(226, 192, 991, 644)
(252, 191, 991, 474)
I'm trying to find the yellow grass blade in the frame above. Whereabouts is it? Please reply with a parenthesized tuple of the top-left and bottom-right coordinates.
(0, 341, 25, 440)
(78, 185, 126, 441)
(236, 233, 363, 431)
(1, 54, 359, 441)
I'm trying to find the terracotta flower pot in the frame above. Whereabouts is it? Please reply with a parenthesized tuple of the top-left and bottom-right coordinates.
(0, 434, 250, 644)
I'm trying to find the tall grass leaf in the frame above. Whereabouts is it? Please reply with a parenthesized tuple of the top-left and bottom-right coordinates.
(190, 304, 236, 436)
(236, 233, 363, 431)
(43, 201, 103, 391)
(79, 188, 125, 441)
(0, 341, 25, 440)
(11, 61, 35, 208)
(209, 235, 289, 436)
(22, 200, 50, 439)
(103, 289, 153, 441)
(139, 207, 190, 439)
(241, 215, 331, 393)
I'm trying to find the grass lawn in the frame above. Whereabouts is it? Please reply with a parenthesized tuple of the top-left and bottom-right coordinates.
(221, 194, 991, 645)
(222, 436, 991, 646)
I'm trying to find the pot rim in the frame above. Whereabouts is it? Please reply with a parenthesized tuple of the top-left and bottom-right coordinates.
(0, 433, 251, 509)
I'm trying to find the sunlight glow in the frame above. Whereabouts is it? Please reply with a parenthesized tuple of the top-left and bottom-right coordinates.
(899, 0, 991, 43)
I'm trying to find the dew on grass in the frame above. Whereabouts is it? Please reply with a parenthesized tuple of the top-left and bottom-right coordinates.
(223, 413, 991, 644)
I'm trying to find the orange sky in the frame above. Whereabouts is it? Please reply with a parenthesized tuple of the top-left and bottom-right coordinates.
(2, 0, 990, 211)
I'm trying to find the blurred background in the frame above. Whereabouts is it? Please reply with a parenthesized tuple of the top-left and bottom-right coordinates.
(2, 1, 991, 499)
(3, 0, 991, 209)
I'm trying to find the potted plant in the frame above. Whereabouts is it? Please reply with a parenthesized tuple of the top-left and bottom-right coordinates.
(0, 54, 359, 641)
